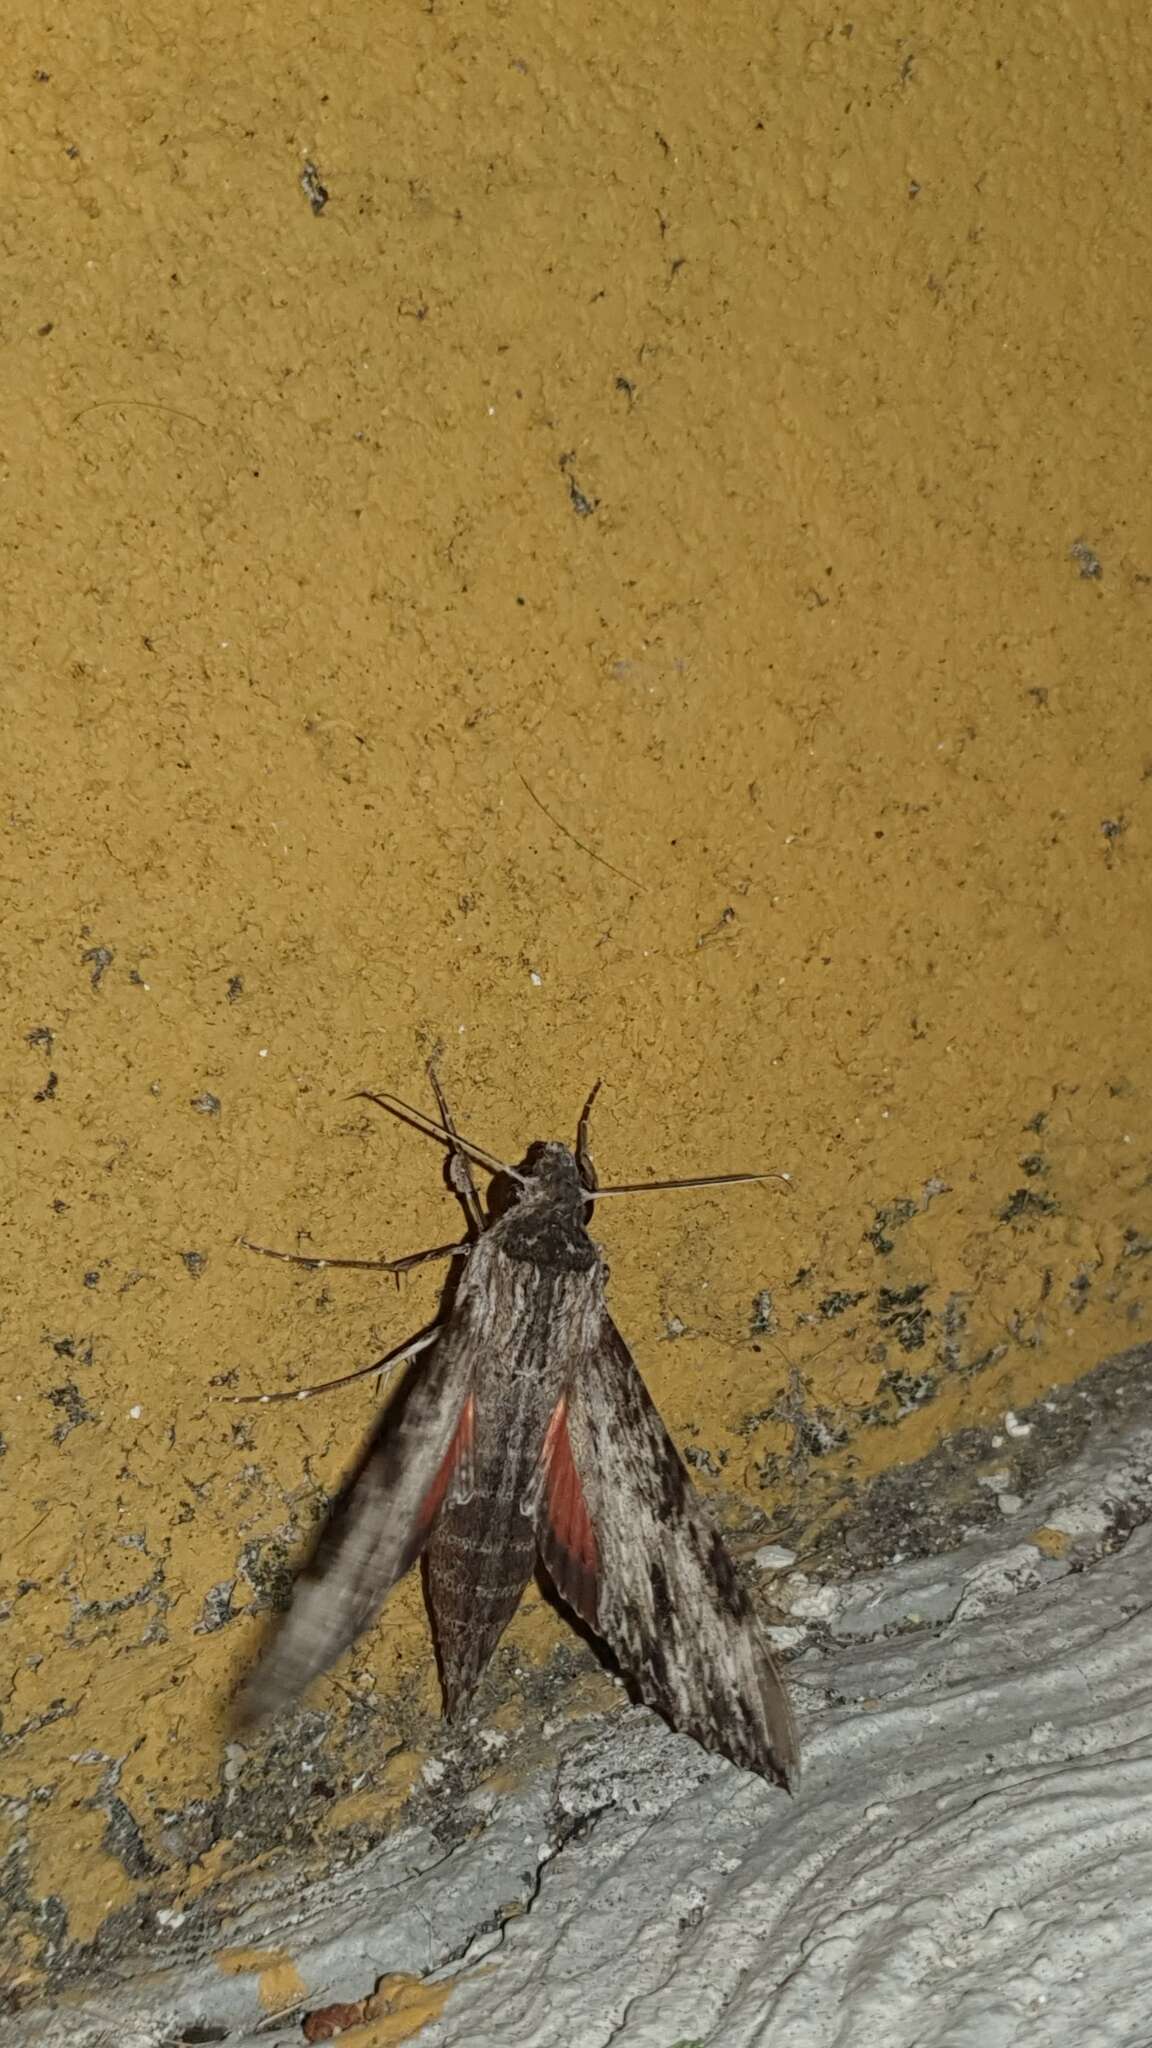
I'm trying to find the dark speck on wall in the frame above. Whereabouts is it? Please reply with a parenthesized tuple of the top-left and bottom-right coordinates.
(300, 161, 329, 214)
(1000, 1187, 1059, 1225)
(81, 944, 114, 990)
(819, 1290, 867, 1319)
(1070, 538, 1103, 579)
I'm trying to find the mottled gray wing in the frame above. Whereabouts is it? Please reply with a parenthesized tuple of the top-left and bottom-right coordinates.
(237, 1326, 474, 1724)
(538, 1317, 799, 1788)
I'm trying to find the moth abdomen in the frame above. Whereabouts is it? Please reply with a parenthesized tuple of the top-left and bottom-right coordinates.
(426, 1503, 537, 1716)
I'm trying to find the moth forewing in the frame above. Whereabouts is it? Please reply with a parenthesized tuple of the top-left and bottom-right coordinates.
(237, 1091, 798, 1789)
(235, 1325, 473, 1725)
(547, 1320, 799, 1787)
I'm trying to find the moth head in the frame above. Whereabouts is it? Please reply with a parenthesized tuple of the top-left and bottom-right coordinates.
(520, 1140, 588, 1209)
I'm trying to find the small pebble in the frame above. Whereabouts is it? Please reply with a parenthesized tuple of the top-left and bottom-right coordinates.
(765, 1624, 807, 1651)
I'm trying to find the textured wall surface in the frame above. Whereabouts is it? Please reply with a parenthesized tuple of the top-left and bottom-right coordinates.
(3, 0, 1150, 2008)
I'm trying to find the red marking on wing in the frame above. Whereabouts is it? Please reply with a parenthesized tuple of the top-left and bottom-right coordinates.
(540, 1398, 599, 1625)
(417, 1393, 475, 1533)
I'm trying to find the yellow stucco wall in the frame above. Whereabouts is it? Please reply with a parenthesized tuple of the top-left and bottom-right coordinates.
(3, 0, 1150, 1996)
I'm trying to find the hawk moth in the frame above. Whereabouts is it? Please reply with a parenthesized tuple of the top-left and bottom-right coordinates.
(237, 1070, 799, 1789)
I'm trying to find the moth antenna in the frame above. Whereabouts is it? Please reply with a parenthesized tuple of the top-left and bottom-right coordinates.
(576, 1078, 603, 1192)
(592, 1171, 793, 1198)
(240, 1236, 469, 1275)
(355, 1089, 526, 1184)
(225, 1327, 438, 1406)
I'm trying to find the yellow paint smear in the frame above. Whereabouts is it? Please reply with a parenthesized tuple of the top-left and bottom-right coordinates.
(1031, 1526, 1072, 1559)
(215, 1946, 307, 2013)
(319, 1748, 424, 1838)
(27, 1807, 138, 1946)
(182, 1839, 269, 1901)
(354, 1973, 452, 2044)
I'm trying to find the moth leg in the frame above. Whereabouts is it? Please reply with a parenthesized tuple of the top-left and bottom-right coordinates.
(427, 1058, 485, 1234)
(240, 1237, 469, 1274)
(227, 1327, 439, 1406)
(576, 1079, 603, 1195)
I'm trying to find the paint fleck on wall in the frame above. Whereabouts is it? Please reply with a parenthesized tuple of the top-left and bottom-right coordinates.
(3, 0, 1150, 2002)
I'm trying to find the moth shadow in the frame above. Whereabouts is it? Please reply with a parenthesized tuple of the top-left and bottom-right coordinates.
(477, 1165, 524, 1224)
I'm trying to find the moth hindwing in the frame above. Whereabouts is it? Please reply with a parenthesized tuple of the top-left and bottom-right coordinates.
(237, 1081, 799, 1790)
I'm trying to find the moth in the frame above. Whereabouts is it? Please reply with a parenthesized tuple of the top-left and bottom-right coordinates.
(237, 1068, 799, 1789)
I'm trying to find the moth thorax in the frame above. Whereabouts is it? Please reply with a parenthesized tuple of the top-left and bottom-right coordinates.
(500, 1143, 596, 1269)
